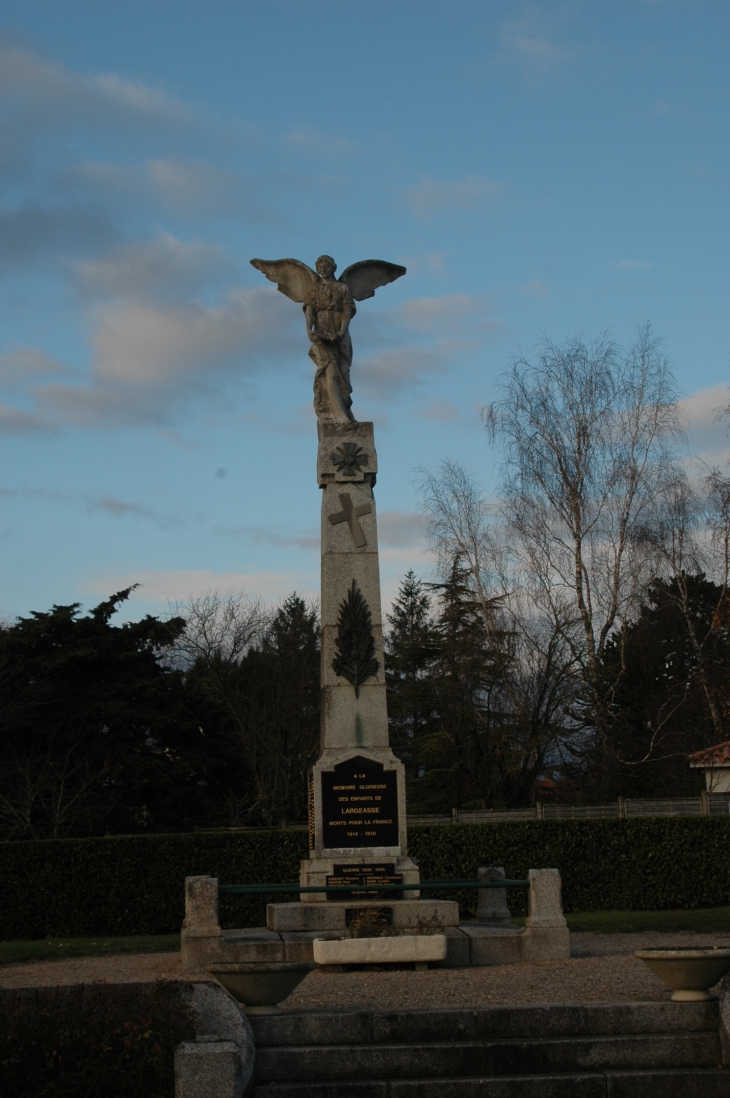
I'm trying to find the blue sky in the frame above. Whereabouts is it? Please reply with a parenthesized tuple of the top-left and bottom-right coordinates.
(1, 0, 729, 622)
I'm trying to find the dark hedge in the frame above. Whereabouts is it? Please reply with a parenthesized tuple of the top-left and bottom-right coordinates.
(409, 817, 730, 918)
(0, 982, 195, 1098)
(0, 830, 308, 940)
(2, 818, 729, 940)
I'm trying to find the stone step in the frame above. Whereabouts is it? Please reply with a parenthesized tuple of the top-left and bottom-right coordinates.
(254, 1032, 720, 1083)
(253, 1067, 730, 1098)
(251, 1002, 719, 1048)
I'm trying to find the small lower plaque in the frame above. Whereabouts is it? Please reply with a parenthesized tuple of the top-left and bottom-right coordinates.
(326, 862, 403, 900)
(321, 755, 399, 849)
(345, 907, 393, 929)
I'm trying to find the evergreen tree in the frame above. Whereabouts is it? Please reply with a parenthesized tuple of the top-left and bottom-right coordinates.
(385, 571, 437, 782)
(0, 590, 203, 839)
(581, 573, 730, 799)
(402, 560, 512, 812)
(185, 593, 320, 827)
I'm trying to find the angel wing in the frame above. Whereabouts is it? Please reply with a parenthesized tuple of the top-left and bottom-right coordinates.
(250, 258, 318, 303)
(338, 259, 406, 301)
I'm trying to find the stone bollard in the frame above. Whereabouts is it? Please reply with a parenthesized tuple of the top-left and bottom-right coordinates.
(522, 868, 570, 962)
(475, 867, 517, 927)
(175, 1037, 243, 1098)
(181, 876, 224, 976)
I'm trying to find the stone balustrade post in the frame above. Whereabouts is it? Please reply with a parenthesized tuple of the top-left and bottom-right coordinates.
(183, 876, 221, 937)
(475, 866, 516, 927)
(521, 868, 570, 962)
(181, 876, 224, 976)
(526, 868, 567, 929)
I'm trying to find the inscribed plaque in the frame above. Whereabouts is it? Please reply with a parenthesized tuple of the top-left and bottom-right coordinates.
(326, 862, 403, 899)
(321, 755, 399, 848)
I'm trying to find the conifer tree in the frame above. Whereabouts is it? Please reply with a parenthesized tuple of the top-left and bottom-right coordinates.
(385, 570, 437, 783)
(416, 558, 510, 811)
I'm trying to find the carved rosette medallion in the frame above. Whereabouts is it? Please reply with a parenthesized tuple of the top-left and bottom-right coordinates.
(332, 443, 368, 477)
(331, 579, 379, 697)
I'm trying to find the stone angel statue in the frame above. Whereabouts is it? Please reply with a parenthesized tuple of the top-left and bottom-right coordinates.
(250, 254, 406, 423)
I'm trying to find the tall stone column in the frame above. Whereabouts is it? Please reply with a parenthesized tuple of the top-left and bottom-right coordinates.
(299, 419, 419, 897)
(250, 252, 461, 934)
(266, 418, 464, 932)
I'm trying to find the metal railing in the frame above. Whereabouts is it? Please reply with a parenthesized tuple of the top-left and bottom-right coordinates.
(219, 878, 528, 897)
(199, 792, 730, 833)
(409, 791, 730, 824)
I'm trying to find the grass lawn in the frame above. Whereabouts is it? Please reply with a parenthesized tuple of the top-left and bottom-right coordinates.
(469, 907, 730, 934)
(0, 934, 180, 965)
(564, 907, 730, 934)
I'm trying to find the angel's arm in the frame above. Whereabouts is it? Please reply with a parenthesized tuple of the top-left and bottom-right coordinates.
(338, 259, 406, 301)
(250, 258, 318, 303)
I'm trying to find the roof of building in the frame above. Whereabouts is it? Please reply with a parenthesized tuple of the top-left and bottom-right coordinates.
(688, 740, 730, 767)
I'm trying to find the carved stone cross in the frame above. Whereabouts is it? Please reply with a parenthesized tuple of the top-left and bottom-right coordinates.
(328, 493, 372, 548)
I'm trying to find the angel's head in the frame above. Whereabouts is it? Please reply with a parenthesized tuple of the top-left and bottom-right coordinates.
(315, 255, 336, 278)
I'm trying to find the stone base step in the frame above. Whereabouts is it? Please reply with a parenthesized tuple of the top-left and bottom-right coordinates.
(253, 1068, 730, 1098)
(266, 899, 459, 933)
(254, 1033, 720, 1082)
(251, 1003, 719, 1047)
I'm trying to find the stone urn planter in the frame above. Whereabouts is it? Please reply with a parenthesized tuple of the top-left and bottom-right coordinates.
(313, 934, 447, 966)
(634, 948, 730, 1001)
(208, 962, 315, 1015)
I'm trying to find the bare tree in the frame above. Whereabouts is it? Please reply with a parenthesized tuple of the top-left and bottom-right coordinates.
(632, 467, 730, 748)
(0, 742, 113, 841)
(167, 590, 269, 668)
(177, 591, 320, 827)
(484, 326, 683, 740)
(419, 460, 578, 804)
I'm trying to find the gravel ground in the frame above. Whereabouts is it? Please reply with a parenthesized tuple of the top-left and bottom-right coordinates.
(0, 951, 183, 989)
(3, 932, 730, 1010)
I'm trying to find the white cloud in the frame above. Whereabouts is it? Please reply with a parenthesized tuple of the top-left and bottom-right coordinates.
(377, 510, 428, 548)
(86, 288, 288, 388)
(520, 279, 551, 298)
(0, 204, 119, 273)
(687, 163, 717, 183)
(74, 234, 234, 302)
(405, 175, 501, 221)
(0, 347, 72, 390)
(72, 158, 245, 215)
(681, 383, 730, 465)
(379, 548, 434, 609)
(398, 252, 446, 275)
(357, 347, 447, 398)
(353, 293, 505, 407)
(87, 495, 156, 519)
(81, 568, 313, 605)
(284, 129, 356, 156)
(615, 259, 652, 271)
(497, 9, 584, 80)
(0, 483, 172, 524)
(414, 399, 461, 423)
(0, 286, 300, 431)
(0, 36, 194, 134)
(217, 523, 319, 551)
(0, 39, 221, 273)
(0, 402, 52, 432)
(398, 294, 488, 333)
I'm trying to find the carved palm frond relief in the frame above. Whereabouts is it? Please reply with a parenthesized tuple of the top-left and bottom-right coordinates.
(332, 579, 379, 697)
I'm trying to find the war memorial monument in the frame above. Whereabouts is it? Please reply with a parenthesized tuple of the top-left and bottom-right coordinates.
(181, 253, 569, 973)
